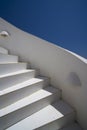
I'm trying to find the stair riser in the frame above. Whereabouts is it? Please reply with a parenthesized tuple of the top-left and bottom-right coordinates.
(0, 93, 60, 130)
(0, 79, 49, 109)
(0, 63, 28, 75)
(37, 113, 75, 130)
(0, 71, 35, 90)
(0, 54, 18, 63)
(0, 47, 8, 54)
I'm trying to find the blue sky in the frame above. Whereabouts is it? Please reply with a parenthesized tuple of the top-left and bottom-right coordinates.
(0, 0, 87, 58)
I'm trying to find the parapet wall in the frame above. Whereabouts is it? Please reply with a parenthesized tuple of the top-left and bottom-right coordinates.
(0, 18, 87, 129)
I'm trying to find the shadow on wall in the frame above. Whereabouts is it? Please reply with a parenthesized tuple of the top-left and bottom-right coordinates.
(68, 72, 82, 87)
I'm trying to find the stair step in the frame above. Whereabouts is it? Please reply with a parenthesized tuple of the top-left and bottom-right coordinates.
(60, 123, 82, 130)
(0, 77, 49, 109)
(0, 69, 34, 78)
(0, 53, 18, 63)
(0, 69, 36, 90)
(0, 86, 60, 117)
(6, 101, 75, 130)
(0, 86, 61, 130)
(0, 46, 8, 54)
(0, 63, 29, 75)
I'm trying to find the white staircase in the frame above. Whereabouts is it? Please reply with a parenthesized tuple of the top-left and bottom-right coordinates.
(0, 46, 82, 130)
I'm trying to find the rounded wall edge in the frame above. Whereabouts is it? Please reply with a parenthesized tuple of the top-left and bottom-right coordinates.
(0, 17, 87, 64)
(0, 18, 87, 129)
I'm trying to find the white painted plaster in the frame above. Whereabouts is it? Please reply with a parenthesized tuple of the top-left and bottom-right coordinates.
(0, 18, 87, 129)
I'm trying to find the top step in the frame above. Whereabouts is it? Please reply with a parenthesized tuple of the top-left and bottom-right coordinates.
(0, 46, 8, 54)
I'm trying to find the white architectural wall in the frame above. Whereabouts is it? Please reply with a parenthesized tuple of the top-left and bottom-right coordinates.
(0, 18, 87, 129)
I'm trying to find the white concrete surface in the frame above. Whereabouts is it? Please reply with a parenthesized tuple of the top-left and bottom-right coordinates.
(0, 77, 49, 109)
(0, 86, 60, 130)
(0, 18, 86, 129)
(0, 63, 28, 74)
(6, 101, 75, 130)
(0, 69, 34, 78)
(0, 86, 60, 117)
(0, 78, 45, 96)
(0, 69, 35, 90)
(0, 53, 18, 63)
(0, 46, 8, 54)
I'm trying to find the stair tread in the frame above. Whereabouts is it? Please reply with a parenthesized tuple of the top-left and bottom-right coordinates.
(0, 69, 35, 78)
(0, 86, 59, 117)
(0, 63, 27, 74)
(0, 78, 44, 96)
(6, 101, 74, 130)
(60, 123, 82, 130)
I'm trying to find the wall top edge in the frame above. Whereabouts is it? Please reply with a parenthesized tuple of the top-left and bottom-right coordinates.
(0, 17, 87, 64)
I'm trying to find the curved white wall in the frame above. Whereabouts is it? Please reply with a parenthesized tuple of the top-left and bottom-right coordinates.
(0, 18, 87, 129)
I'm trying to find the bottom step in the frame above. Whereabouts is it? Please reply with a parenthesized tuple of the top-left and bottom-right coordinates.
(7, 101, 75, 130)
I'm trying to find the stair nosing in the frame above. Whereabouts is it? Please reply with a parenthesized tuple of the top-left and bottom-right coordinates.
(0, 69, 35, 78)
(6, 101, 75, 130)
(0, 86, 60, 117)
(0, 62, 27, 65)
(0, 78, 44, 96)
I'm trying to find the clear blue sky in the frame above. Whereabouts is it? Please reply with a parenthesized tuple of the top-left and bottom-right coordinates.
(0, 0, 87, 58)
